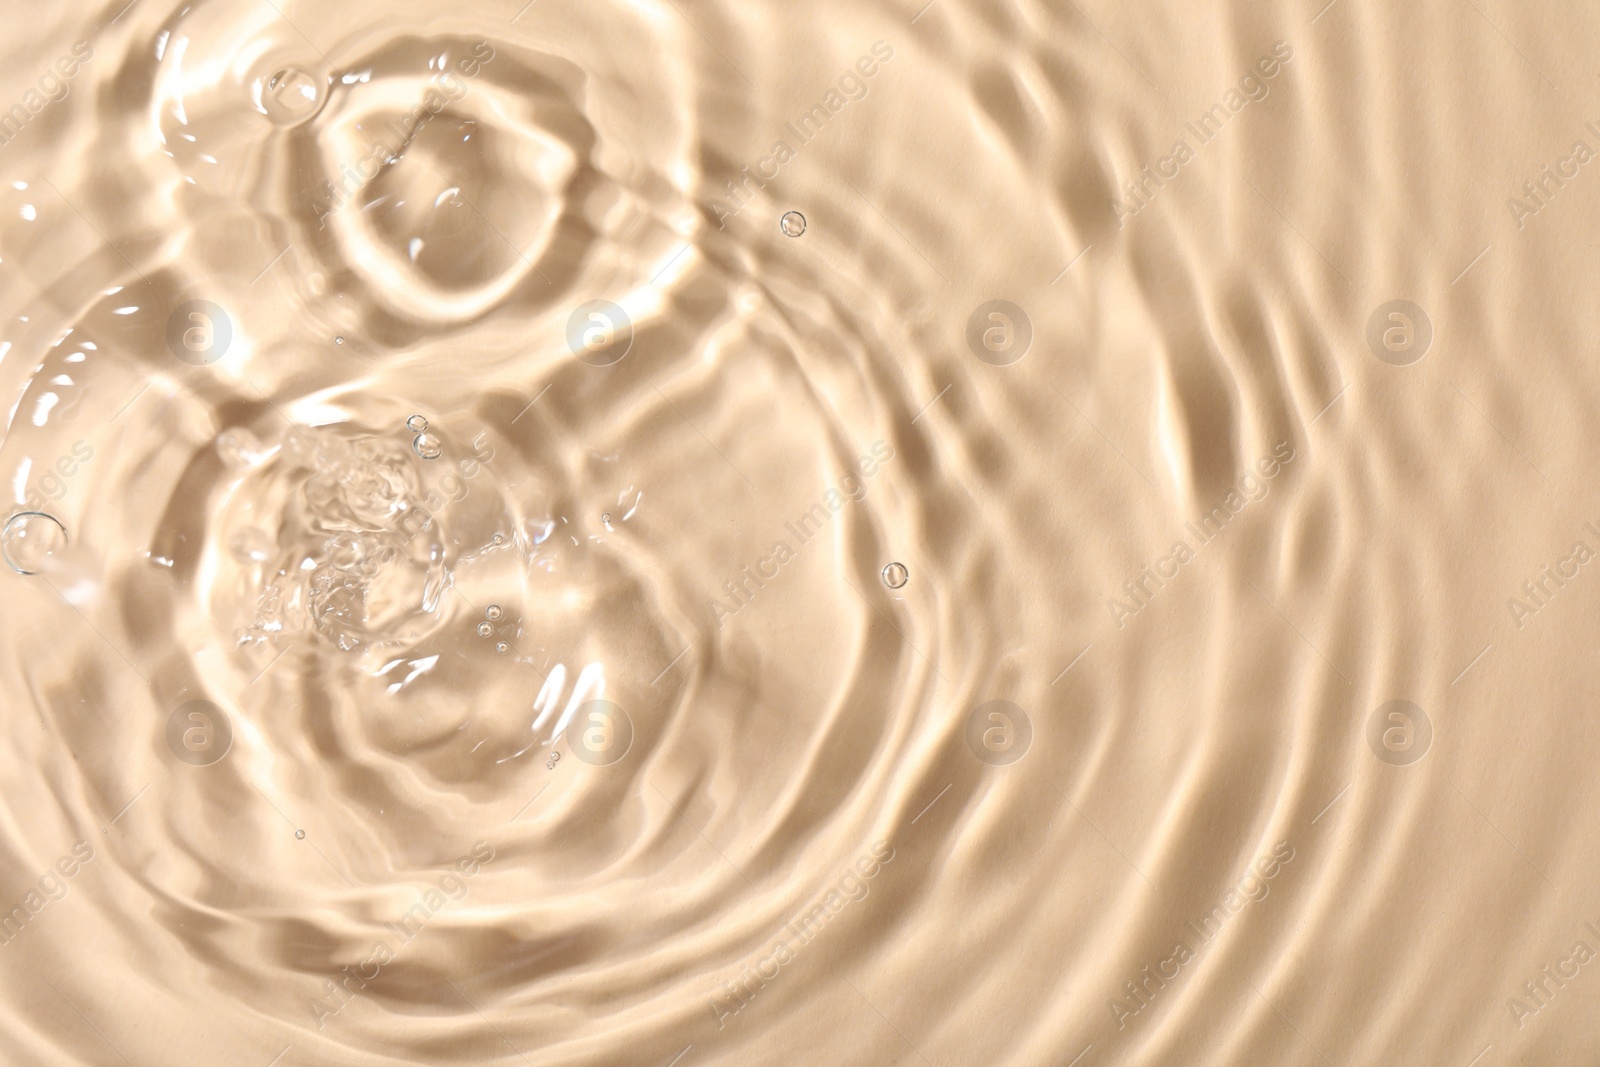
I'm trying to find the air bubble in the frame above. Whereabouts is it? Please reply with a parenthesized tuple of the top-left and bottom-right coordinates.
(295, 829, 306, 839)
(780, 211, 807, 237)
(413, 433, 442, 460)
(261, 66, 326, 126)
(334, 336, 345, 345)
(477, 621, 494, 637)
(882, 562, 909, 589)
(486, 605, 503, 620)
(406, 415, 428, 434)
(496, 642, 509, 654)
(2, 511, 69, 575)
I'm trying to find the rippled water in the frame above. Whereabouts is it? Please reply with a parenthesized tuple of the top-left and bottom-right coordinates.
(3, 1, 1600, 1064)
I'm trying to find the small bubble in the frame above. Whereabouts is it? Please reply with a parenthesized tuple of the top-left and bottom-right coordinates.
(334, 336, 345, 345)
(295, 829, 306, 839)
(491, 533, 505, 545)
(486, 605, 503, 620)
(406, 414, 428, 434)
(602, 512, 612, 525)
(413, 433, 442, 460)
(476, 621, 494, 637)
(261, 65, 327, 126)
(2, 511, 69, 575)
(496, 642, 509, 654)
(882, 562, 909, 589)
(780, 211, 807, 237)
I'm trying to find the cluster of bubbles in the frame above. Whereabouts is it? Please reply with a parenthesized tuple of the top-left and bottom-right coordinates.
(407, 414, 442, 459)
(476, 603, 508, 653)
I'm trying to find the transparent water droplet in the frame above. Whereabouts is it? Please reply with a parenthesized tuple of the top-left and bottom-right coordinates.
(413, 433, 442, 459)
(602, 512, 612, 525)
(295, 829, 306, 839)
(334, 335, 345, 345)
(2, 511, 69, 575)
(476, 621, 494, 637)
(406, 414, 428, 434)
(780, 211, 807, 237)
(491, 533, 505, 545)
(882, 562, 909, 589)
(261, 66, 327, 126)
(485, 605, 502, 620)
(496, 642, 509, 654)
